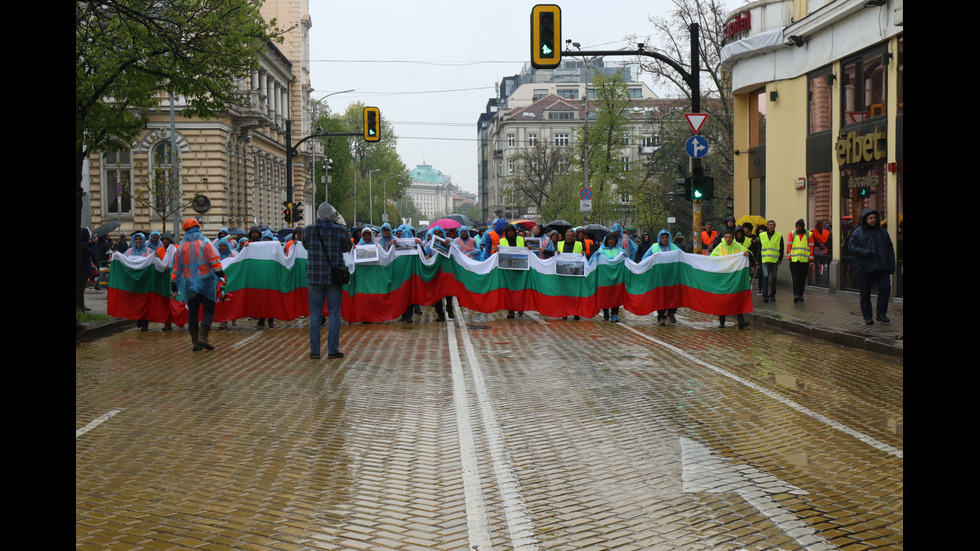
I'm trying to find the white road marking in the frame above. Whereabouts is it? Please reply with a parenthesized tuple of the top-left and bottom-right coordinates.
(681, 437, 839, 551)
(446, 320, 495, 550)
(76, 409, 122, 438)
(453, 312, 539, 550)
(620, 324, 903, 459)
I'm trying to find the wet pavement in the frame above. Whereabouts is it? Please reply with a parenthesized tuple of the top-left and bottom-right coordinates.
(77, 284, 903, 550)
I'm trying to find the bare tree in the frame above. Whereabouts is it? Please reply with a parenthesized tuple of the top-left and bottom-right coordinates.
(630, 0, 734, 222)
(511, 142, 573, 215)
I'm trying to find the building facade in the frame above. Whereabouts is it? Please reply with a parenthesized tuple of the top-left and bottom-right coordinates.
(477, 60, 660, 225)
(723, 0, 903, 295)
(86, 0, 316, 239)
(405, 164, 456, 223)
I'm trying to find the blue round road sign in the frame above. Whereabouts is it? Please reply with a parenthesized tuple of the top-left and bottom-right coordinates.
(685, 136, 709, 159)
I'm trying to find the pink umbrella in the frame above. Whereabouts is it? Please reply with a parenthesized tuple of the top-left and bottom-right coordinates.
(432, 218, 463, 229)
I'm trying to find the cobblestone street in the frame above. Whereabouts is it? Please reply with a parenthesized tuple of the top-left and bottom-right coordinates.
(77, 308, 903, 550)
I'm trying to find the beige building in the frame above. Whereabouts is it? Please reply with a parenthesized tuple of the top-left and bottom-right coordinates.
(86, 0, 316, 238)
(484, 80, 665, 222)
(723, 0, 903, 295)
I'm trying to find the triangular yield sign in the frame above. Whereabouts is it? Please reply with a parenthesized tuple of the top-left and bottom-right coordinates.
(685, 113, 708, 135)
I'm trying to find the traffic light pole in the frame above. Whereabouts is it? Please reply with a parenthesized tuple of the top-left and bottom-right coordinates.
(285, 120, 363, 226)
(559, 25, 702, 241)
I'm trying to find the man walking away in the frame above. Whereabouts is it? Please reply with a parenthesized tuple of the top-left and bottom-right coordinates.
(302, 202, 352, 359)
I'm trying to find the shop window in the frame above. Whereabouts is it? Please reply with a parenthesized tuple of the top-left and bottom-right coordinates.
(808, 68, 833, 134)
(839, 162, 888, 292)
(807, 171, 833, 288)
(897, 36, 903, 116)
(841, 46, 887, 126)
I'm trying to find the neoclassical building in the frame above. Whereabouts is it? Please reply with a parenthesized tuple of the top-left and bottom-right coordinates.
(86, 0, 315, 238)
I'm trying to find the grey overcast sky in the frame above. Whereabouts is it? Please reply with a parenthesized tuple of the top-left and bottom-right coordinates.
(307, 0, 687, 194)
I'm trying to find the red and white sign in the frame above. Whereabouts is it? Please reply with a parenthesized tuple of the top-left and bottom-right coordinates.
(685, 113, 708, 135)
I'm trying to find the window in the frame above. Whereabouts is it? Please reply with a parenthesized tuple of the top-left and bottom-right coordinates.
(557, 89, 578, 99)
(628, 88, 643, 99)
(841, 45, 887, 125)
(152, 142, 179, 216)
(507, 134, 515, 147)
(622, 156, 631, 172)
(548, 111, 574, 120)
(507, 158, 515, 175)
(103, 147, 132, 216)
(749, 88, 766, 147)
(554, 133, 570, 146)
(622, 133, 630, 146)
(642, 136, 657, 148)
(808, 68, 833, 134)
(528, 133, 537, 146)
(533, 89, 548, 100)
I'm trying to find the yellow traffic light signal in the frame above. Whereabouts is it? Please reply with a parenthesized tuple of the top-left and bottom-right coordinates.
(363, 106, 381, 142)
(531, 5, 561, 69)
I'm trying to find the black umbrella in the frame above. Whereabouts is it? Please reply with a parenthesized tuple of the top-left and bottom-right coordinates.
(444, 213, 476, 227)
(583, 223, 610, 242)
(543, 219, 572, 234)
(92, 221, 120, 238)
(226, 227, 248, 236)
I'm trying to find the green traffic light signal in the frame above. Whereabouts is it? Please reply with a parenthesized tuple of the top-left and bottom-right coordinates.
(363, 106, 381, 142)
(531, 5, 561, 69)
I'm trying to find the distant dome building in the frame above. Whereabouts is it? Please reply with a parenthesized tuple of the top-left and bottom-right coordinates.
(405, 163, 455, 222)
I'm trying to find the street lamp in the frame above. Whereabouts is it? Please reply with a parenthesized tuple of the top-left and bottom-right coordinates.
(572, 41, 591, 223)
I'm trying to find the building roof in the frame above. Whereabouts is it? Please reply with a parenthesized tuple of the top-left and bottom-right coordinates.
(409, 164, 445, 184)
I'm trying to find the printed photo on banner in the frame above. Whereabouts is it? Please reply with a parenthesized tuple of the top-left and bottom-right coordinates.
(526, 237, 541, 253)
(354, 245, 380, 263)
(393, 238, 419, 254)
(431, 236, 452, 258)
(555, 253, 586, 276)
(498, 246, 530, 270)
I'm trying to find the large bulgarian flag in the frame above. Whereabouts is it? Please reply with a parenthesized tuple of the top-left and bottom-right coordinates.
(108, 241, 751, 325)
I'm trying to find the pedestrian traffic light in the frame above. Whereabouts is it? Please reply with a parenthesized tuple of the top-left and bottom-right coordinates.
(283, 201, 292, 224)
(531, 5, 561, 69)
(295, 202, 304, 221)
(363, 107, 381, 142)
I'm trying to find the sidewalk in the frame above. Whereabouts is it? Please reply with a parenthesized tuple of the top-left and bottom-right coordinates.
(77, 283, 903, 357)
(746, 285, 903, 358)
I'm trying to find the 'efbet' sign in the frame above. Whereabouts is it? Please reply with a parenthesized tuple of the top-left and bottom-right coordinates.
(836, 127, 886, 166)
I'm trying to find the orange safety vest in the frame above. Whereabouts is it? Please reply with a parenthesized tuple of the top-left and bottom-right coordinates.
(701, 230, 717, 254)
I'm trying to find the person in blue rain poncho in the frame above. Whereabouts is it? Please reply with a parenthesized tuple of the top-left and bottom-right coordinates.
(423, 225, 455, 321)
(594, 232, 626, 322)
(378, 223, 395, 252)
(643, 229, 681, 325)
(609, 223, 637, 260)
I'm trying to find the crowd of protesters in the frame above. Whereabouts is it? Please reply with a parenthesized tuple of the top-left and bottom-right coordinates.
(79, 204, 895, 357)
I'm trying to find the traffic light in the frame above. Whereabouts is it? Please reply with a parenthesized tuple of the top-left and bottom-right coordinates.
(295, 202, 304, 221)
(691, 175, 715, 201)
(363, 107, 381, 142)
(283, 201, 292, 224)
(531, 4, 561, 69)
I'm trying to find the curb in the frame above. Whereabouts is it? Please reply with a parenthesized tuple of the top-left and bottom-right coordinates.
(747, 310, 903, 358)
